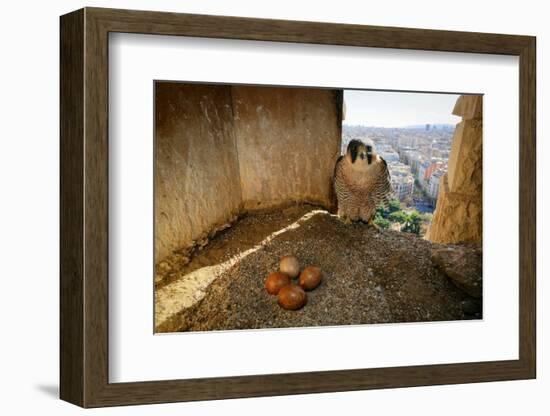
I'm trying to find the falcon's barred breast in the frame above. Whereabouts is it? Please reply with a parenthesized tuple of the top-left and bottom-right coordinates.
(333, 139, 393, 223)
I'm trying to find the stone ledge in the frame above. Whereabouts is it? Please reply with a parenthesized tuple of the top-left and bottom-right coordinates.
(156, 210, 481, 333)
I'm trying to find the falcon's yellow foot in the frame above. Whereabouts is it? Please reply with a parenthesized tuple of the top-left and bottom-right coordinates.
(367, 218, 381, 231)
(339, 216, 352, 225)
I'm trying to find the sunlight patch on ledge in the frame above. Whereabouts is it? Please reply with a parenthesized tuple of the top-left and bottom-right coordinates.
(155, 210, 329, 329)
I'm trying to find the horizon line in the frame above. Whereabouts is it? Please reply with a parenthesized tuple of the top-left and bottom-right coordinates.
(343, 122, 457, 129)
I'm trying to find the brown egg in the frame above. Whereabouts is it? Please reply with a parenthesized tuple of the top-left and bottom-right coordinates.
(299, 266, 323, 291)
(279, 255, 300, 278)
(265, 272, 291, 295)
(277, 284, 307, 310)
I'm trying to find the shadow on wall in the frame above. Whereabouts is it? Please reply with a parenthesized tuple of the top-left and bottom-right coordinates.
(155, 83, 343, 262)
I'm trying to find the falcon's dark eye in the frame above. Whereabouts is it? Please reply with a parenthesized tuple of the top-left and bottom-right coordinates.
(348, 140, 361, 163)
(366, 145, 373, 153)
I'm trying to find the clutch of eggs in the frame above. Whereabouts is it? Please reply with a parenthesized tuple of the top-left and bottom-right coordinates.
(264, 256, 323, 311)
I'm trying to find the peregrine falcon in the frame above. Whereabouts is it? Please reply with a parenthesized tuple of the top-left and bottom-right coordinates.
(333, 139, 393, 224)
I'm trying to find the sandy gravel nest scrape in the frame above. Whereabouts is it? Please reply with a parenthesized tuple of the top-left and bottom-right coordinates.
(164, 211, 478, 333)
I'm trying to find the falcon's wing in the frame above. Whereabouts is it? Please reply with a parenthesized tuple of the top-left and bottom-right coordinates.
(329, 155, 344, 213)
(333, 155, 344, 183)
(374, 156, 394, 208)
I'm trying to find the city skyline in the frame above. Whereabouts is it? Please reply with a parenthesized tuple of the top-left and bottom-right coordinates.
(343, 90, 462, 128)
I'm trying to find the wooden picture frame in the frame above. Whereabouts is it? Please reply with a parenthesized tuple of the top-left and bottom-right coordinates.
(60, 7, 536, 408)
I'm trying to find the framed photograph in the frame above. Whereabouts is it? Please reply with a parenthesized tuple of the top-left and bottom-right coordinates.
(60, 7, 536, 407)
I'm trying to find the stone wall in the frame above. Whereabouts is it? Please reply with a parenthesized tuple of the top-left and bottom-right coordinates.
(155, 83, 243, 262)
(155, 83, 342, 262)
(232, 87, 342, 210)
(426, 95, 482, 244)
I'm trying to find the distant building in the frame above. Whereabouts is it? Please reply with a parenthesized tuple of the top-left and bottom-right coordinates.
(389, 162, 415, 201)
(405, 150, 423, 174)
(417, 161, 430, 186)
(427, 169, 445, 203)
(394, 176, 414, 201)
(379, 148, 400, 163)
(398, 135, 419, 148)
(425, 158, 446, 179)
(417, 158, 446, 188)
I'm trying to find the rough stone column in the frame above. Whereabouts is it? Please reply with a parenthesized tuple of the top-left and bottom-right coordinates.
(426, 95, 482, 244)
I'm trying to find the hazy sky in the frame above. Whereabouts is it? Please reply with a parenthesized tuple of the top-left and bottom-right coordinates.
(343, 90, 462, 127)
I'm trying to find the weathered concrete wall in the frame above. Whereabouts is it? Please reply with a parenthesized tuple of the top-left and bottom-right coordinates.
(155, 84, 343, 263)
(232, 87, 342, 210)
(155, 83, 242, 262)
(427, 95, 483, 244)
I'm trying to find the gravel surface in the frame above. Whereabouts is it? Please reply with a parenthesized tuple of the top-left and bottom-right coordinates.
(159, 208, 481, 333)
